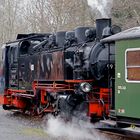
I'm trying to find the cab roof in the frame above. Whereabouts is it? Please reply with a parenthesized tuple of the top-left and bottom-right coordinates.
(101, 26, 140, 43)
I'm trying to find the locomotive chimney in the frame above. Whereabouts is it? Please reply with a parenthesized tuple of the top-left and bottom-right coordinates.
(96, 18, 111, 40)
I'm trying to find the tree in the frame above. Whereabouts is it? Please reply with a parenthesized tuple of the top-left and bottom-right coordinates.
(112, 0, 140, 29)
(25, 0, 94, 33)
(0, 0, 140, 44)
(0, 0, 27, 43)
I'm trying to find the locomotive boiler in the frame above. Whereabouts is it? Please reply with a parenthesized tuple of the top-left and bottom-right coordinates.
(2, 19, 120, 119)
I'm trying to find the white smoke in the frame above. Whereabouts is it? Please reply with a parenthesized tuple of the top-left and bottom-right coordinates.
(44, 116, 110, 140)
(87, 0, 113, 18)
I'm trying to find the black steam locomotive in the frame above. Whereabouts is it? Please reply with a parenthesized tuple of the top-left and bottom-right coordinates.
(2, 18, 121, 118)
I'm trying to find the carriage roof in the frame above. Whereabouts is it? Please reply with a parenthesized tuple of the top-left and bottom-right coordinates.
(102, 26, 140, 43)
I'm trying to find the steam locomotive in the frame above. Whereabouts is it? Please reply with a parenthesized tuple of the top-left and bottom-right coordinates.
(1, 18, 121, 119)
(0, 19, 117, 114)
(2, 17, 140, 138)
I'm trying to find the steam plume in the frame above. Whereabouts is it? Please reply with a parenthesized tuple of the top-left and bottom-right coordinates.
(87, 0, 113, 18)
(44, 116, 110, 140)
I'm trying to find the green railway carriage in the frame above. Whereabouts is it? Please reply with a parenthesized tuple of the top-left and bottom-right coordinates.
(102, 27, 140, 125)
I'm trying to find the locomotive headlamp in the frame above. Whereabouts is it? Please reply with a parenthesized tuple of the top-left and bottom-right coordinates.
(80, 82, 91, 93)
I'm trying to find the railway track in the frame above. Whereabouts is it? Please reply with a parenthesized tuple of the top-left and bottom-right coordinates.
(98, 128, 140, 140)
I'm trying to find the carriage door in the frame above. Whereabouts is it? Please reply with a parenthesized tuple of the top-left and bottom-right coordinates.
(8, 45, 19, 89)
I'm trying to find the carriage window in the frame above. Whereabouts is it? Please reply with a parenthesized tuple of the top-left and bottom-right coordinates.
(126, 49, 140, 82)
